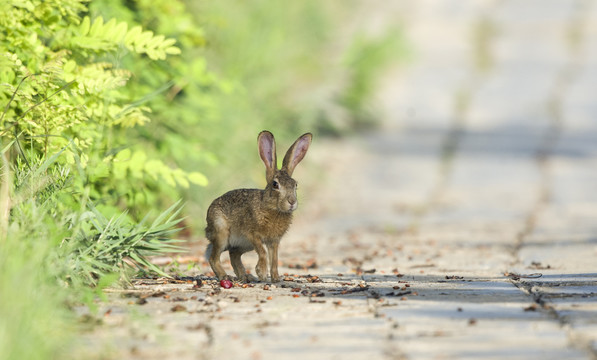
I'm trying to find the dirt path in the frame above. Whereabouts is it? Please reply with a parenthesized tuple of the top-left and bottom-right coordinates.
(80, 2, 597, 359)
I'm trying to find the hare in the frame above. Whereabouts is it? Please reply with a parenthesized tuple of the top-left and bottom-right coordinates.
(205, 130, 312, 282)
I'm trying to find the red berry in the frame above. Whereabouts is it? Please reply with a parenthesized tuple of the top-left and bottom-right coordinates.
(220, 279, 233, 289)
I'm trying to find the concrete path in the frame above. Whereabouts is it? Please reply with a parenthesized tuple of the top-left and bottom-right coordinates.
(82, 2, 597, 359)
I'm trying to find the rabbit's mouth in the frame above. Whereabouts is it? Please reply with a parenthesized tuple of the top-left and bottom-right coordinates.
(279, 201, 297, 213)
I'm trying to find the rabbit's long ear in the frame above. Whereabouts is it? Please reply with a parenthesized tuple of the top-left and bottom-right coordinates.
(258, 130, 277, 182)
(282, 133, 312, 176)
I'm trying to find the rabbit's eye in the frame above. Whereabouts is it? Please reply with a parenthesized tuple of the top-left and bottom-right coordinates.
(272, 180, 280, 190)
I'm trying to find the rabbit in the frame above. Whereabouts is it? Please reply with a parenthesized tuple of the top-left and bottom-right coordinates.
(204, 130, 312, 283)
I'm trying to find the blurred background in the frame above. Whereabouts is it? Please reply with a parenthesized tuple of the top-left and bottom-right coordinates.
(291, 0, 597, 230)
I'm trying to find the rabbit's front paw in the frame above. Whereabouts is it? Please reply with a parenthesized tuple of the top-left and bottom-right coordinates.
(255, 263, 268, 282)
(270, 267, 280, 283)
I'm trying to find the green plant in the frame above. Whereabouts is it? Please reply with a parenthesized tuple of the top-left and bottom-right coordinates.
(1, 149, 187, 359)
(0, 218, 74, 360)
(64, 200, 185, 285)
(0, 0, 210, 221)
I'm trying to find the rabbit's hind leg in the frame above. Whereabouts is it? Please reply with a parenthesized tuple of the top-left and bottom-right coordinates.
(206, 219, 230, 281)
(230, 248, 257, 283)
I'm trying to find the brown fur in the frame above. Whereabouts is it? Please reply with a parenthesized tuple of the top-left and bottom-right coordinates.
(205, 131, 312, 282)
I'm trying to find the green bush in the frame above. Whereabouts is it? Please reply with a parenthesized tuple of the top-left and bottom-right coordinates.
(1, 0, 211, 221)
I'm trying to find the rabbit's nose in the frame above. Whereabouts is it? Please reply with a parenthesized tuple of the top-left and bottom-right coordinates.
(288, 198, 296, 205)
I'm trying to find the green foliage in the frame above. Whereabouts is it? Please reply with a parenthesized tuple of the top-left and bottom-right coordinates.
(0, 0, 209, 220)
(64, 200, 185, 285)
(1, 155, 80, 360)
(72, 16, 181, 60)
(1, 152, 186, 359)
(5, 143, 186, 284)
(0, 218, 74, 360)
(87, 0, 230, 216)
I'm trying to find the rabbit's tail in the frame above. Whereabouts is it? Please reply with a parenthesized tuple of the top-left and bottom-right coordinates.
(204, 243, 213, 263)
